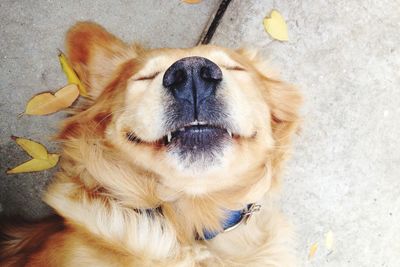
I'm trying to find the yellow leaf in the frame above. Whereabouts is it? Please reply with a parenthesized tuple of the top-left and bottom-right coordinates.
(58, 51, 88, 97)
(182, 0, 202, 3)
(308, 242, 318, 259)
(7, 137, 60, 174)
(325, 230, 334, 250)
(263, 10, 289, 41)
(7, 155, 60, 174)
(24, 84, 79, 115)
(12, 136, 48, 159)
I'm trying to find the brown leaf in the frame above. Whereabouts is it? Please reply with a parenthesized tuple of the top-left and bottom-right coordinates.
(325, 230, 334, 250)
(263, 10, 289, 41)
(24, 84, 79, 115)
(59, 51, 88, 97)
(7, 137, 60, 174)
(182, 0, 202, 4)
(308, 242, 318, 259)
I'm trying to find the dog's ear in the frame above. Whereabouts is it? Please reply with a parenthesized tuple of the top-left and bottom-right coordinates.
(252, 77, 301, 191)
(265, 79, 302, 127)
(264, 79, 302, 183)
(237, 48, 302, 182)
(65, 22, 138, 98)
(236, 48, 302, 140)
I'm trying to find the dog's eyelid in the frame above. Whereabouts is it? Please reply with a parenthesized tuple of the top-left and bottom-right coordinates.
(133, 71, 161, 81)
(223, 65, 246, 71)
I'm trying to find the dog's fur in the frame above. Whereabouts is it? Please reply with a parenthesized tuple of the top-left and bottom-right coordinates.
(0, 22, 302, 266)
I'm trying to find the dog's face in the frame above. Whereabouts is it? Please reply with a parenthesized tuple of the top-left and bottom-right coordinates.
(114, 47, 275, 194)
(61, 23, 301, 197)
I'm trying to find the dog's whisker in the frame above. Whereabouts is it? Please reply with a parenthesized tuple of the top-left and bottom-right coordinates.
(91, 107, 130, 131)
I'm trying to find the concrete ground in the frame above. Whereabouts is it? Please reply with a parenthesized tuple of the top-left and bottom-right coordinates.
(1, 0, 399, 266)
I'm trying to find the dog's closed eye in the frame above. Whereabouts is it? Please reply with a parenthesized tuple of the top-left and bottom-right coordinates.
(134, 71, 161, 81)
(223, 65, 246, 72)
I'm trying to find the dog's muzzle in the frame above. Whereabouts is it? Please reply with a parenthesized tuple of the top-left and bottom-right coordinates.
(162, 57, 231, 163)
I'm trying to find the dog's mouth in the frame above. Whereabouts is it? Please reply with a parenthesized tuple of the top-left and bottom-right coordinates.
(162, 120, 233, 145)
(126, 120, 236, 158)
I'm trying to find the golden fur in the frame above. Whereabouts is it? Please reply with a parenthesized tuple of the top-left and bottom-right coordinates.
(0, 22, 302, 266)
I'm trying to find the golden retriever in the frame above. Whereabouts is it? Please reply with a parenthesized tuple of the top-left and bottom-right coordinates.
(0, 22, 302, 266)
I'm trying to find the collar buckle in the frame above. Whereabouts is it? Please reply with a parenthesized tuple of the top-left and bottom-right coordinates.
(222, 203, 261, 233)
(242, 203, 261, 224)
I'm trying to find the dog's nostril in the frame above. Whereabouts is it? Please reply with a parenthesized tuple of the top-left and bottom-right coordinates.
(200, 66, 222, 82)
(200, 67, 211, 80)
(174, 69, 186, 85)
(163, 68, 188, 87)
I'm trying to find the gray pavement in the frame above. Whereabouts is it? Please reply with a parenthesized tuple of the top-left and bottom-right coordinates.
(212, 0, 400, 266)
(1, 0, 399, 266)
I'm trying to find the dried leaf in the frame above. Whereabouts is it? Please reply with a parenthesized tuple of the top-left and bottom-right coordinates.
(263, 10, 289, 41)
(7, 137, 60, 174)
(24, 84, 79, 115)
(58, 51, 88, 97)
(325, 230, 334, 250)
(7, 157, 60, 174)
(12, 135, 48, 159)
(182, 0, 202, 4)
(308, 242, 318, 259)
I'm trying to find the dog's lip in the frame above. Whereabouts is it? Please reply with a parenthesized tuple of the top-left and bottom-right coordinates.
(126, 120, 239, 146)
(163, 120, 233, 145)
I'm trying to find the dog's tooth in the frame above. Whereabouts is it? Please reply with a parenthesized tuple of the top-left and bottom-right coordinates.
(167, 132, 172, 143)
(198, 121, 207, 125)
(227, 130, 233, 138)
(179, 128, 185, 131)
(190, 120, 199, 126)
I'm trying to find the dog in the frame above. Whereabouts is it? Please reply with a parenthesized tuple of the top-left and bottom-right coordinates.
(0, 22, 302, 266)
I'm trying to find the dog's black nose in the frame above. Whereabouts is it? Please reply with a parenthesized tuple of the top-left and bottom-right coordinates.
(163, 57, 222, 119)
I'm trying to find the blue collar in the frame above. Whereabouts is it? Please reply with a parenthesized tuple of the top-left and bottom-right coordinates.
(202, 203, 261, 240)
(138, 203, 261, 241)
